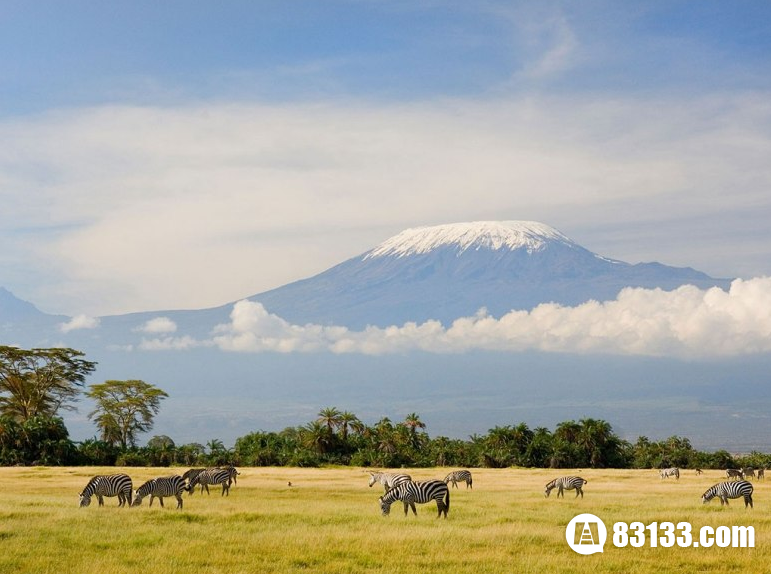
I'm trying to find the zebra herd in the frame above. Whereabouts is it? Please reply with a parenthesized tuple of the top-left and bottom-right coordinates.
(367, 470, 473, 518)
(540, 467, 761, 510)
(79, 465, 759, 515)
(78, 466, 240, 509)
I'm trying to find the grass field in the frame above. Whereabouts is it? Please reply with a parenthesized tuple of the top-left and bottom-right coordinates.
(0, 466, 768, 573)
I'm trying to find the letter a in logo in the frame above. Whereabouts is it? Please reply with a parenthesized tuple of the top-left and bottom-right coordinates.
(566, 513, 607, 555)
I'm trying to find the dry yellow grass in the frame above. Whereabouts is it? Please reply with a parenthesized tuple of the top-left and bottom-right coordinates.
(0, 466, 768, 573)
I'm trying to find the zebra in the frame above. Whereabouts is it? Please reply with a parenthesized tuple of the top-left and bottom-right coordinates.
(188, 468, 234, 496)
(219, 465, 240, 486)
(695, 468, 703, 475)
(443, 470, 473, 489)
(182, 468, 206, 495)
(132, 475, 189, 508)
(368, 471, 412, 493)
(742, 467, 756, 480)
(379, 480, 450, 518)
(660, 467, 680, 480)
(758, 468, 765, 480)
(726, 469, 745, 480)
(702, 480, 754, 509)
(79, 473, 133, 508)
(544, 476, 588, 498)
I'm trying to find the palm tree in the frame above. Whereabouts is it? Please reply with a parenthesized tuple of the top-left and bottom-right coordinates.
(317, 407, 343, 434)
(302, 420, 333, 455)
(338, 411, 361, 442)
(402, 413, 426, 435)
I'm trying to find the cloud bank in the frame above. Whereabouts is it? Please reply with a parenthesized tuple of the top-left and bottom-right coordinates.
(189, 278, 771, 359)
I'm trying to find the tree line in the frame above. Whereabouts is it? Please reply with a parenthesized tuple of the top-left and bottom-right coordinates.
(1, 345, 769, 470)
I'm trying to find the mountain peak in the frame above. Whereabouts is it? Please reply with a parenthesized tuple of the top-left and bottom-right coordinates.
(364, 220, 575, 259)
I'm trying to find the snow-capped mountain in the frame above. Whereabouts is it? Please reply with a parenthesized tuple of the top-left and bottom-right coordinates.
(248, 220, 731, 328)
(1, 220, 731, 339)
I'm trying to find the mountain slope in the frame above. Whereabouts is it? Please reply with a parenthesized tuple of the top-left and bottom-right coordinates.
(248, 221, 731, 328)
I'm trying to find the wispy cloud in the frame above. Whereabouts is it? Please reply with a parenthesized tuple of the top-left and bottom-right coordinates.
(165, 277, 771, 359)
(134, 317, 178, 334)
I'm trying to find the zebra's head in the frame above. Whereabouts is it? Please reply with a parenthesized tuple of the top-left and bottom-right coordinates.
(544, 482, 556, 498)
(378, 496, 392, 516)
(368, 473, 378, 488)
(78, 493, 91, 507)
(701, 488, 716, 504)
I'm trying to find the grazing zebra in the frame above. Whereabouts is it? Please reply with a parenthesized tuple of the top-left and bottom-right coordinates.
(695, 468, 703, 475)
(702, 480, 754, 509)
(758, 468, 765, 480)
(79, 474, 133, 508)
(443, 470, 473, 489)
(379, 480, 450, 518)
(182, 468, 206, 495)
(188, 468, 234, 496)
(544, 476, 588, 498)
(132, 475, 189, 509)
(219, 465, 240, 485)
(368, 471, 412, 493)
(660, 467, 680, 480)
(726, 469, 745, 480)
(742, 467, 756, 480)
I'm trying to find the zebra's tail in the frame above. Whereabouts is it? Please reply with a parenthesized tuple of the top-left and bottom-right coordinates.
(444, 488, 450, 513)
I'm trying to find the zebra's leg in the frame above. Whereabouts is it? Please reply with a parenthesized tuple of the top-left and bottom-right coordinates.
(118, 493, 125, 507)
(98, 495, 104, 507)
(557, 486, 564, 498)
(176, 494, 183, 509)
(402, 501, 410, 516)
(149, 495, 155, 507)
(576, 487, 583, 499)
(158, 496, 164, 508)
(409, 502, 417, 516)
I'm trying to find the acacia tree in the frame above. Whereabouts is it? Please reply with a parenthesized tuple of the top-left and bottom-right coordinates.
(0, 346, 97, 422)
(86, 380, 168, 449)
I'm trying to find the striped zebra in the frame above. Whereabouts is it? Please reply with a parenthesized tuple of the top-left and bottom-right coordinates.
(544, 476, 588, 498)
(758, 468, 765, 480)
(659, 467, 680, 480)
(79, 473, 133, 507)
(443, 470, 473, 489)
(742, 467, 756, 480)
(219, 465, 240, 485)
(726, 469, 745, 480)
(379, 480, 450, 518)
(188, 468, 234, 496)
(368, 471, 412, 493)
(132, 475, 189, 508)
(702, 480, 754, 509)
(182, 468, 206, 495)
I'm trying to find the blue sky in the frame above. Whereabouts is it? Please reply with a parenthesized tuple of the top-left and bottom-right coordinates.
(1, 1, 771, 315)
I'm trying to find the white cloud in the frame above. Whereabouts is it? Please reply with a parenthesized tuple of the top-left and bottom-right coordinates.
(204, 277, 771, 359)
(59, 314, 100, 333)
(139, 336, 205, 351)
(135, 317, 178, 334)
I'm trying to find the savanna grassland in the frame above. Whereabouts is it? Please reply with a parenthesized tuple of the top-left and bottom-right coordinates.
(0, 466, 768, 574)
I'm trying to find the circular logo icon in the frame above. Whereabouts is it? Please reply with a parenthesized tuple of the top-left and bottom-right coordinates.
(566, 513, 607, 555)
